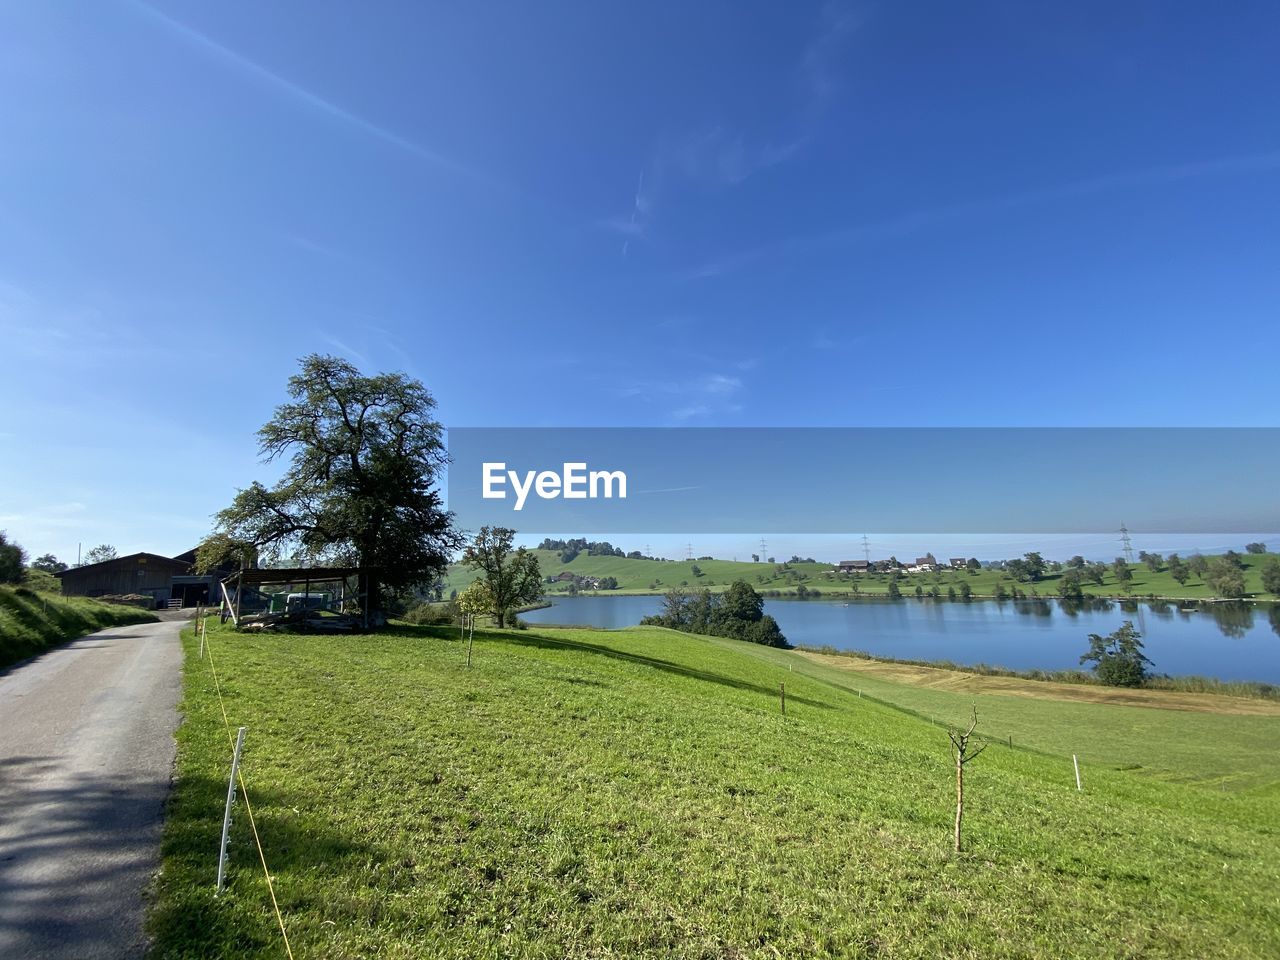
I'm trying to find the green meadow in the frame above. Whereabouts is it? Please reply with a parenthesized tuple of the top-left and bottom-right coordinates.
(150, 619, 1280, 958)
(439, 549, 1280, 601)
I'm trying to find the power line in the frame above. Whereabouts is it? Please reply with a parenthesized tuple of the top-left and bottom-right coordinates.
(1118, 522, 1134, 563)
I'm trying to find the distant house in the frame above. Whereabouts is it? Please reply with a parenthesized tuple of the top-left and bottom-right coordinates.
(835, 560, 870, 574)
(56, 549, 235, 608)
(949, 558, 967, 570)
(548, 571, 577, 583)
(907, 554, 938, 573)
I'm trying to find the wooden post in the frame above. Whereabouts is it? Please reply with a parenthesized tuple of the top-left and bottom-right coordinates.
(466, 616, 475, 669)
(780, 682, 786, 716)
(1073, 754, 1082, 791)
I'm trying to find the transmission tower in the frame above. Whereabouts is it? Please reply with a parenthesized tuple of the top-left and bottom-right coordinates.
(1119, 523, 1134, 563)
(759, 537, 768, 560)
(862, 534, 871, 563)
(686, 543, 694, 561)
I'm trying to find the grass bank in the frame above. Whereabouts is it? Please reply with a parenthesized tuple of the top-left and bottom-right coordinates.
(0, 584, 159, 669)
(151, 619, 1279, 957)
(794, 644, 1280, 703)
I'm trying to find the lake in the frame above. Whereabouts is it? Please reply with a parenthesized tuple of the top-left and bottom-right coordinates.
(520, 595, 1280, 683)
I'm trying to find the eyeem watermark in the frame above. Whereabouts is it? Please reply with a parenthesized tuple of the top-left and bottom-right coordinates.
(482, 462, 627, 511)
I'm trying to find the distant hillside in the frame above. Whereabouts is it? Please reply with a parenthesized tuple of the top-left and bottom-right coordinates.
(439, 549, 1280, 601)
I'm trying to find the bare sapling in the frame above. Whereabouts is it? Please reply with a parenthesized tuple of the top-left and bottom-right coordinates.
(947, 707, 987, 854)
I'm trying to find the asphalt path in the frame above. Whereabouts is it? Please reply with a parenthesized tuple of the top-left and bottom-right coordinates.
(0, 618, 184, 959)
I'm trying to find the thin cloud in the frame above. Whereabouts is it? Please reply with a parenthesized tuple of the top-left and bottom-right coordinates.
(684, 149, 1280, 280)
(320, 333, 372, 369)
(607, 7, 860, 253)
(127, 1, 509, 192)
(614, 372, 747, 421)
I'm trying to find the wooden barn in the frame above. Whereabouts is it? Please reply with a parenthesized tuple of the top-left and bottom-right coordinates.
(57, 550, 236, 608)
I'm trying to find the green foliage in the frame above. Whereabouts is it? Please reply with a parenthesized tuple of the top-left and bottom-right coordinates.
(1057, 568, 1085, 600)
(1206, 558, 1247, 599)
(193, 533, 257, 574)
(461, 526, 543, 628)
(0, 531, 26, 584)
(1112, 557, 1133, 592)
(30, 552, 67, 573)
(1080, 621, 1152, 687)
(401, 600, 457, 626)
(0, 586, 157, 668)
(82, 543, 118, 565)
(1005, 552, 1046, 583)
(456, 580, 495, 619)
(1262, 557, 1280, 597)
(1245, 542, 1267, 555)
(208, 355, 461, 612)
(642, 580, 788, 648)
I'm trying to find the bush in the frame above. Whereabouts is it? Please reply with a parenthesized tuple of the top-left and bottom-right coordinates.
(402, 601, 458, 626)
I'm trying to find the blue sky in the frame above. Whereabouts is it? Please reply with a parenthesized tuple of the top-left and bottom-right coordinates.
(2, 2, 1278, 562)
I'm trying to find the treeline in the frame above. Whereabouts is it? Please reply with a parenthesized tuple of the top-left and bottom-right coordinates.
(536, 538, 661, 564)
(641, 581, 788, 648)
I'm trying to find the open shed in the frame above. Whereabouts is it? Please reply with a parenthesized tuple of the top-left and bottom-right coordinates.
(219, 567, 369, 630)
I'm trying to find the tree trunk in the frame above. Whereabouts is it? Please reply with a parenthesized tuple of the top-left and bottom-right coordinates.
(496, 609, 506, 628)
(954, 756, 964, 854)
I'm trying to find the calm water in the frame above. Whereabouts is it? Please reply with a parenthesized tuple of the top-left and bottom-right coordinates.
(521, 595, 1280, 683)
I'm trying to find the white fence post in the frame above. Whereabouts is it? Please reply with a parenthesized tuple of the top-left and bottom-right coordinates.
(217, 726, 247, 893)
(1073, 753, 1082, 791)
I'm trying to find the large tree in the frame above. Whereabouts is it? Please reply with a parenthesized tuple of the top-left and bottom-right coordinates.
(461, 526, 543, 628)
(207, 354, 461, 617)
(0, 531, 26, 584)
(31, 553, 68, 574)
(1080, 621, 1151, 687)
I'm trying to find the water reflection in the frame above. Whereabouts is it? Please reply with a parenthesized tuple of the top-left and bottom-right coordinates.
(1208, 601, 1254, 639)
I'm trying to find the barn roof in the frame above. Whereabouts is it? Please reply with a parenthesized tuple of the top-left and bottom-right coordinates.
(56, 552, 191, 577)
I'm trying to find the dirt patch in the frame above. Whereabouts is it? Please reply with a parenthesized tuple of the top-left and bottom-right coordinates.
(797, 651, 1280, 717)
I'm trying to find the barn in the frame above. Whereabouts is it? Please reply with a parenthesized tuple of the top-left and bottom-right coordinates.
(57, 550, 233, 608)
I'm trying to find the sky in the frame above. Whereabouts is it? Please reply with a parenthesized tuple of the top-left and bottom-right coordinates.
(1, 1, 1278, 563)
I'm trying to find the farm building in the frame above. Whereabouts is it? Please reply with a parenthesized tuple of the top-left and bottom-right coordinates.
(57, 549, 235, 608)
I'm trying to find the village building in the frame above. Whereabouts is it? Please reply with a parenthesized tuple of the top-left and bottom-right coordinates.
(834, 560, 871, 574)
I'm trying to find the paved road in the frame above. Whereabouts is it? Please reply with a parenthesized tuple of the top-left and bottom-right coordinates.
(0, 619, 184, 959)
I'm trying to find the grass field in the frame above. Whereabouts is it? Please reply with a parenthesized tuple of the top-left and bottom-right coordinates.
(151, 619, 1280, 958)
(0, 584, 158, 669)
(439, 549, 1280, 602)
